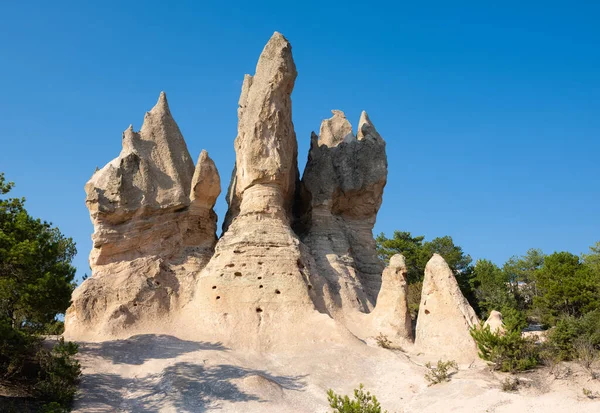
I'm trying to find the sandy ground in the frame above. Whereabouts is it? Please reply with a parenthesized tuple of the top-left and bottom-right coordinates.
(72, 334, 600, 413)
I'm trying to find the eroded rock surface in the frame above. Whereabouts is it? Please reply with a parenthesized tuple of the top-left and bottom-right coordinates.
(66, 94, 220, 340)
(368, 254, 412, 342)
(414, 254, 479, 363)
(296, 110, 387, 315)
(182, 32, 348, 349)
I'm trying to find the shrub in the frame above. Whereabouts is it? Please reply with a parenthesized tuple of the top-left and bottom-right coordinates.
(327, 384, 387, 413)
(547, 310, 600, 361)
(500, 306, 527, 334)
(375, 333, 392, 349)
(470, 324, 539, 372)
(424, 359, 458, 385)
(35, 338, 81, 407)
(40, 402, 69, 413)
(573, 337, 599, 379)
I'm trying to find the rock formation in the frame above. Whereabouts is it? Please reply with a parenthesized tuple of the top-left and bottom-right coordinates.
(295, 110, 387, 315)
(65, 31, 481, 364)
(484, 310, 506, 335)
(65, 93, 220, 340)
(180, 32, 354, 349)
(414, 254, 479, 362)
(368, 254, 412, 342)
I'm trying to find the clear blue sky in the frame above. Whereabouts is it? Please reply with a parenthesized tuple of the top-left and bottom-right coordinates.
(1, 1, 598, 282)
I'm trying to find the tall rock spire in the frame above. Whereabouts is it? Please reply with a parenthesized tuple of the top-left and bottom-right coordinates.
(224, 32, 299, 230)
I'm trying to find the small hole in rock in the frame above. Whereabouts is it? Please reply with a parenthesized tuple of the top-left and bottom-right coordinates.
(424, 309, 430, 315)
(133, 302, 138, 307)
(308, 285, 313, 290)
(220, 273, 224, 277)
(212, 286, 217, 289)
(258, 262, 263, 265)
(225, 263, 235, 268)
(259, 285, 263, 288)
(234, 272, 242, 277)
(242, 263, 246, 267)
(257, 276, 262, 280)
(256, 307, 263, 313)
(216, 296, 221, 300)
(297, 259, 304, 269)
(275, 289, 281, 294)
(155, 281, 160, 285)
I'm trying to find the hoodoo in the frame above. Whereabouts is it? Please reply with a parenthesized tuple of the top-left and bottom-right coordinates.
(65, 32, 478, 361)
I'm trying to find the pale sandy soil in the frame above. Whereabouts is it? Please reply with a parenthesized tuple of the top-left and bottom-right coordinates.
(73, 334, 600, 413)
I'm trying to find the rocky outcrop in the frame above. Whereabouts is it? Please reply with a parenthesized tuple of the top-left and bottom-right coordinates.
(484, 310, 506, 335)
(65, 93, 220, 340)
(182, 32, 348, 349)
(296, 110, 387, 314)
(66, 32, 389, 350)
(222, 32, 299, 231)
(368, 254, 412, 342)
(414, 254, 479, 363)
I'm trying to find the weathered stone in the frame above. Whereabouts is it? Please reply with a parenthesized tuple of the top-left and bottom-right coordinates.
(369, 254, 413, 342)
(65, 93, 220, 340)
(414, 254, 479, 363)
(484, 310, 506, 335)
(296, 110, 387, 315)
(180, 32, 351, 350)
(223, 32, 299, 231)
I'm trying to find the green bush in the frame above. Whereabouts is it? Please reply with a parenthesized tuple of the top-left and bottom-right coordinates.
(327, 384, 387, 413)
(0, 318, 41, 378)
(470, 324, 539, 372)
(424, 359, 458, 385)
(35, 338, 81, 407)
(500, 306, 527, 333)
(546, 309, 600, 360)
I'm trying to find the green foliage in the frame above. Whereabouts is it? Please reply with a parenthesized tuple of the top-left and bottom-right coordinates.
(472, 259, 514, 317)
(0, 174, 80, 410)
(0, 316, 41, 378)
(502, 249, 545, 307)
(0, 173, 77, 331)
(547, 309, 600, 360)
(35, 338, 81, 406)
(40, 402, 69, 413)
(500, 306, 528, 334)
(376, 231, 476, 311)
(327, 384, 387, 413)
(470, 324, 539, 372)
(533, 252, 600, 324)
(424, 359, 458, 385)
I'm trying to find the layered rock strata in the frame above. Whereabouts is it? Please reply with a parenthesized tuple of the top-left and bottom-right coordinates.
(65, 94, 220, 339)
(414, 254, 479, 363)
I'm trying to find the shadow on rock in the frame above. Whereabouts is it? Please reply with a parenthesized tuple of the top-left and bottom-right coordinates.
(76, 362, 306, 412)
(81, 334, 228, 365)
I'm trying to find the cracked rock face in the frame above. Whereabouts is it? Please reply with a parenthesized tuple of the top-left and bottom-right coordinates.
(295, 110, 387, 315)
(414, 254, 479, 363)
(65, 94, 220, 340)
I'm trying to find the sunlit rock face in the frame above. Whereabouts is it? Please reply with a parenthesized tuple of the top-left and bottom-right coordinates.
(295, 109, 388, 316)
(66, 93, 220, 340)
(65, 32, 479, 362)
